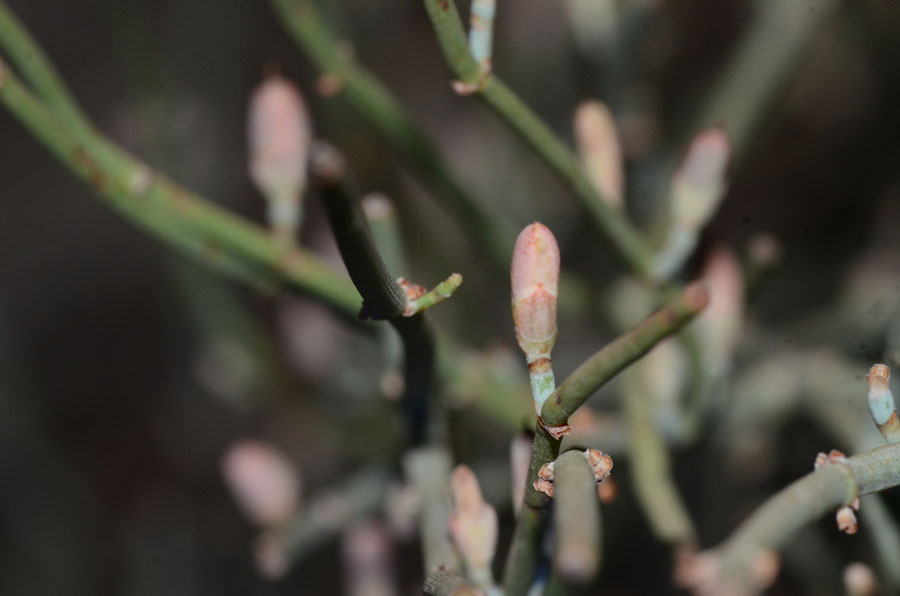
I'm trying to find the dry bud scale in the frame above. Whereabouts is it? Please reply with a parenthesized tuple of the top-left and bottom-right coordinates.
(248, 74, 312, 245)
(510, 223, 569, 437)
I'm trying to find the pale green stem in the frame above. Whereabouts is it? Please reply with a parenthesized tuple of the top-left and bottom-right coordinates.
(623, 371, 698, 547)
(405, 447, 461, 575)
(0, 1, 90, 134)
(269, 0, 513, 266)
(468, 0, 496, 71)
(552, 450, 602, 585)
(712, 442, 900, 592)
(407, 273, 464, 316)
(420, 0, 655, 279)
(0, 58, 361, 316)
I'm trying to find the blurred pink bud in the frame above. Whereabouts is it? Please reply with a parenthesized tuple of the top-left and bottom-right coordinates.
(671, 128, 730, 229)
(510, 434, 532, 514)
(221, 440, 301, 528)
(574, 101, 623, 208)
(844, 563, 879, 596)
(342, 521, 395, 596)
(248, 75, 312, 231)
(448, 465, 498, 576)
(696, 245, 744, 376)
(511, 223, 560, 361)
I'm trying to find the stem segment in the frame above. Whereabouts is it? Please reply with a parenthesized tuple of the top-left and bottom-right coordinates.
(420, 0, 655, 278)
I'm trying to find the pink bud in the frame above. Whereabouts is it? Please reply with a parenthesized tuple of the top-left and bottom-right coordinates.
(511, 223, 560, 360)
(574, 101, 624, 208)
(221, 440, 301, 528)
(448, 465, 498, 576)
(671, 128, 730, 229)
(248, 75, 312, 228)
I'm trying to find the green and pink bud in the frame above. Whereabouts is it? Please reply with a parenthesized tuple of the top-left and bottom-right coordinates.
(448, 465, 498, 589)
(866, 363, 900, 444)
(248, 75, 312, 243)
(511, 223, 560, 413)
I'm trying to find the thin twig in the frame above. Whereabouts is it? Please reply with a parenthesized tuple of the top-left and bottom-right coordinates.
(541, 282, 709, 427)
(0, 1, 90, 133)
(623, 370, 698, 547)
(705, 443, 900, 594)
(269, 0, 513, 266)
(0, 57, 361, 315)
(420, 0, 655, 278)
(552, 450, 603, 585)
(405, 447, 461, 575)
(310, 141, 448, 445)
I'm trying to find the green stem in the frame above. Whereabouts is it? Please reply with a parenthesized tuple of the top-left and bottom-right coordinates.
(503, 426, 559, 595)
(405, 447, 461, 575)
(420, 0, 655, 279)
(541, 282, 709, 427)
(503, 284, 707, 593)
(553, 450, 602, 585)
(407, 273, 464, 316)
(712, 442, 900, 592)
(0, 1, 90, 133)
(623, 372, 697, 547)
(269, 0, 513, 266)
(0, 58, 360, 316)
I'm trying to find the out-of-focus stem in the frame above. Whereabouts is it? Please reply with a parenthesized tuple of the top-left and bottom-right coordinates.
(420, 0, 656, 279)
(271, 467, 391, 566)
(405, 447, 461, 575)
(0, 58, 361, 315)
(624, 373, 698, 547)
(541, 282, 709, 427)
(710, 443, 900, 592)
(553, 450, 602, 585)
(502, 426, 559, 595)
(269, 0, 513, 266)
(0, 1, 90, 133)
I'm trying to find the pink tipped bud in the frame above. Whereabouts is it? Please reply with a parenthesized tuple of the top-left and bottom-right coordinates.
(671, 128, 730, 229)
(844, 563, 879, 596)
(221, 440, 301, 528)
(511, 223, 560, 361)
(448, 465, 498, 578)
(574, 101, 623, 208)
(248, 75, 312, 232)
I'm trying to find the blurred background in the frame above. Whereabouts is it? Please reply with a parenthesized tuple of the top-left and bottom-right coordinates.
(2, 0, 900, 594)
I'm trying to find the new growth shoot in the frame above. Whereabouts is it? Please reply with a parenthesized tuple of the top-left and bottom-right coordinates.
(510, 223, 567, 438)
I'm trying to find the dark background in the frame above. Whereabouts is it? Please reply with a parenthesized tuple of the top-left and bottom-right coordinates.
(2, 0, 900, 594)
